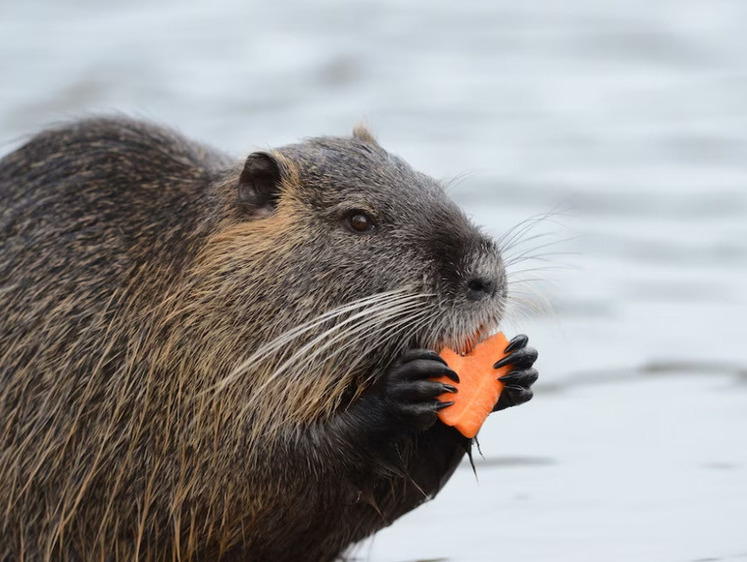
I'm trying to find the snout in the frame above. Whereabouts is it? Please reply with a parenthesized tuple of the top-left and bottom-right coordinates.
(463, 239, 506, 304)
(421, 202, 506, 308)
(466, 275, 497, 301)
(420, 221, 508, 352)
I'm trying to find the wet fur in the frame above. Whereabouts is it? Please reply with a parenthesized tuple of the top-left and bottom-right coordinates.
(0, 118, 505, 560)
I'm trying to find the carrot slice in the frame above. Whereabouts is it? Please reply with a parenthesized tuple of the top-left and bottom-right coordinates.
(434, 332, 511, 438)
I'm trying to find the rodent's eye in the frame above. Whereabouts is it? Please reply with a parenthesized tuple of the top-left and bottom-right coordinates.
(345, 210, 376, 234)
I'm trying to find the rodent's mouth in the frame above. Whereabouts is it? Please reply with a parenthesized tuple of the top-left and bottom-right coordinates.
(433, 321, 498, 355)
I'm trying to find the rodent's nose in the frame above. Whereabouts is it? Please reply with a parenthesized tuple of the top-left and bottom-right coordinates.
(466, 276, 497, 301)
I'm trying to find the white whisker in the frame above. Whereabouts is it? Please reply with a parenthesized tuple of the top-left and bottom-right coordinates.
(502, 237, 577, 268)
(261, 297, 430, 381)
(322, 308, 432, 388)
(234, 294, 434, 415)
(209, 290, 427, 393)
(496, 210, 562, 255)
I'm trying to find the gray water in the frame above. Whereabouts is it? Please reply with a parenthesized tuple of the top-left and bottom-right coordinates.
(1, 1, 746, 560)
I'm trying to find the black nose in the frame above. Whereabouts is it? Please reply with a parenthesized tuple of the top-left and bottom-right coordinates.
(466, 276, 497, 301)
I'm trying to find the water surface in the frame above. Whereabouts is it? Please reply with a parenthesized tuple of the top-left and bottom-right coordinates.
(1, 1, 746, 560)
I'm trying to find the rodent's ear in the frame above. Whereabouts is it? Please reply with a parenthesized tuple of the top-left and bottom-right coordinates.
(238, 152, 282, 217)
(352, 123, 380, 147)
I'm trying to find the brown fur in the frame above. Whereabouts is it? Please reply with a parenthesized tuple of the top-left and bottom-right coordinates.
(0, 117, 506, 561)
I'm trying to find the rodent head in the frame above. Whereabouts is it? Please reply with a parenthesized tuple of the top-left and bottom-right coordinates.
(193, 126, 507, 419)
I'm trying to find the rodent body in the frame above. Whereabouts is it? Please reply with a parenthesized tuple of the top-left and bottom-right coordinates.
(0, 118, 537, 560)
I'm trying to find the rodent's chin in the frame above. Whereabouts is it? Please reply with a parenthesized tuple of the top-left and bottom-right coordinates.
(428, 321, 501, 355)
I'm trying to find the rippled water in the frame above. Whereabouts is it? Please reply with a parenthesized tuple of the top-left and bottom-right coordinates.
(1, 0, 746, 560)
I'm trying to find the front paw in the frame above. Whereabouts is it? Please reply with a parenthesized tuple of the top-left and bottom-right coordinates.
(382, 349, 460, 431)
(492, 334, 539, 412)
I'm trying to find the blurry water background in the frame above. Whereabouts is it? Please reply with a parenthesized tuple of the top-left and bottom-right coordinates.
(1, 0, 746, 560)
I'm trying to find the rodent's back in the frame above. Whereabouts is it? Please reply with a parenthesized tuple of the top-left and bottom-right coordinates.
(0, 118, 226, 353)
(0, 117, 225, 281)
(0, 118, 234, 559)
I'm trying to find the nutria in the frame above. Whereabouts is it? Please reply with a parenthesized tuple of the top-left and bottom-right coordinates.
(0, 117, 538, 561)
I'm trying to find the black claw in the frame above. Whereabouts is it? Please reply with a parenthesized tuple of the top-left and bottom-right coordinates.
(505, 385, 534, 400)
(504, 334, 529, 354)
(393, 359, 459, 383)
(425, 364, 459, 384)
(493, 355, 512, 369)
(440, 368, 459, 384)
(441, 383, 457, 393)
(493, 385, 534, 412)
(400, 349, 448, 366)
(498, 370, 521, 383)
(432, 355, 449, 367)
(518, 347, 538, 367)
(499, 368, 539, 387)
(435, 400, 454, 410)
(494, 347, 538, 370)
(428, 365, 459, 383)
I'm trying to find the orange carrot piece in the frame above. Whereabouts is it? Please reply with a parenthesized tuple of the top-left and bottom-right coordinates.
(434, 332, 511, 438)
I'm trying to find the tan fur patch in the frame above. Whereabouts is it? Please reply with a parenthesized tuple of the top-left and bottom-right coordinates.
(352, 123, 380, 147)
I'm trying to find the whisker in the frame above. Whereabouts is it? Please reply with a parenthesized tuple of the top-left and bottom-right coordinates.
(496, 209, 566, 255)
(209, 290, 428, 394)
(349, 305, 440, 390)
(502, 237, 577, 268)
(507, 266, 575, 279)
(287, 302, 427, 370)
(234, 295, 433, 413)
(501, 231, 557, 258)
(494, 208, 570, 330)
(258, 297, 430, 380)
(402, 306, 440, 351)
(508, 277, 558, 285)
(323, 308, 432, 387)
(495, 213, 546, 251)
(238, 304, 431, 419)
(245, 289, 412, 353)
(505, 282, 555, 318)
(411, 305, 449, 353)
